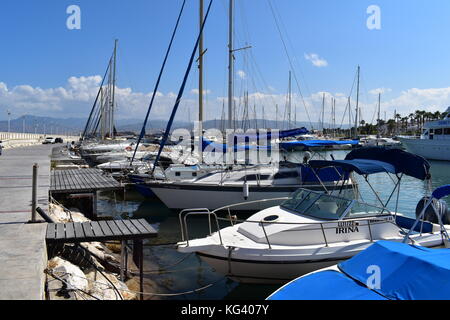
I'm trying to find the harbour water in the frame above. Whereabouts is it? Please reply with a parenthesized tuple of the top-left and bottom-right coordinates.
(96, 150, 450, 300)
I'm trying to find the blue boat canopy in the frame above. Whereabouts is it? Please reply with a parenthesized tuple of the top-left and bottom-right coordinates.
(233, 127, 309, 140)
(280, 139, 358, 149)
(268, 241, 450, 300)
(309, 147, 431, 180)
(339, 241, 450, 300)
(267, 270, 386, 300)
(432, 185, 450, 200)
(202, 138, 269, 152)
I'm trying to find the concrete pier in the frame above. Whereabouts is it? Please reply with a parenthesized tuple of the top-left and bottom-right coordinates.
(0, 144, 54, 299)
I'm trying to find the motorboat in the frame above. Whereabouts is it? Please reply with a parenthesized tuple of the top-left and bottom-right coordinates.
(146, 161, 355, 212)
(176, 147, 446, 284)
(267, 184, 450, 300)
(399, 107, 450, 161)
(359, 136, 402, 148)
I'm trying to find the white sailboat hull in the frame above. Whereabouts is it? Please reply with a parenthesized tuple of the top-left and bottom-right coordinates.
(149, 183, 349, 212)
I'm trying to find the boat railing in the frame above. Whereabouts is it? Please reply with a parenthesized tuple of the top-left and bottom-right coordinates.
(179, 199, 409, 249)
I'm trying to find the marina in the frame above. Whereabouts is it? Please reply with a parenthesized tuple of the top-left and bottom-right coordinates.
(2, 0, 450, 305)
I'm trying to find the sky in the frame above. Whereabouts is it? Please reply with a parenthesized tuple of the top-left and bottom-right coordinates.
(2, 0, 450, 127)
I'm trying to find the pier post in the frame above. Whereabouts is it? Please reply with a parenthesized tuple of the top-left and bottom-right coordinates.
(120, 240, 127, 281)
(31, 163, 38, 222)
(133, 240, 144, 300)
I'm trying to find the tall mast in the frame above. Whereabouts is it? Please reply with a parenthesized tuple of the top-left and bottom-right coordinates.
(377, 92, 381, 138)
(198, 0, 204, 162)
(354, 65, 360, 139)
(111, 39, 118, 139)
(288, 71, 292, 129)
(321, 93, 325, 133)
(227, 0, 234, 130)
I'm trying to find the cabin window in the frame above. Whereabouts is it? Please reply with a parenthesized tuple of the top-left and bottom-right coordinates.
(435, 128, 443, 135)
(175, 172, 181, 177)
(274, 171, 299, 179)
(239, 174, 271, 181)
(301, 195, 351, 220)
(345, 202, 387, 219)
(444, 128, 450, 135)
(192, 172, 197, 177)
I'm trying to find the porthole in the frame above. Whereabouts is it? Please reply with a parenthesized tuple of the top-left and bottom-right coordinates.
(263, 215, 279, 222)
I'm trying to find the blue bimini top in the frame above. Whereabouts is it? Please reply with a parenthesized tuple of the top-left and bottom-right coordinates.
(268, 241, 450, 300)
(267, 270, 386, 300)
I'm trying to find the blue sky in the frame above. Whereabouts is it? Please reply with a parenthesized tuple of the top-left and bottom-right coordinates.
(1, 0, 450, 124)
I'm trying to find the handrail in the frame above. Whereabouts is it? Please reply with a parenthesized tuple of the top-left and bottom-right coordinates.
(212, 197, 290, 213)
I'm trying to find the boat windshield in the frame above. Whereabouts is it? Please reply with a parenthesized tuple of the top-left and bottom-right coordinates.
(281, 189, 352, 220)
(281, 189, 390, 220)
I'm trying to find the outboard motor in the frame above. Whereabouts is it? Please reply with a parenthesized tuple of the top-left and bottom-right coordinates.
(416, 197, 450, 225)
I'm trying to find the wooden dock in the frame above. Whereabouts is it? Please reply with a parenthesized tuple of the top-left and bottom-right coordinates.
(50, 168, 123, 194)
(46, 218, 157, 300)
(46, 219, 157, 243)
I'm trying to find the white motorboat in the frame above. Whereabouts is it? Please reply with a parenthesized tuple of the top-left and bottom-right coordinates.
(177, 147, 441, 284)
(399, 107, 450, 161)
(267, 185, 450, 300)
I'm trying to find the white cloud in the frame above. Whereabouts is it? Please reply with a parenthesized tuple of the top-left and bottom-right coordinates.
(304, 53, 328, 67)
(237, 70, 246, 79)
(2, 76, 450, 127)
(190, 89, 211, 95)
(369, 87, 392, 95)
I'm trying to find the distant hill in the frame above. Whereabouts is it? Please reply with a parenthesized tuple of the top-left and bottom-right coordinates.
(0, 115, 351, 135)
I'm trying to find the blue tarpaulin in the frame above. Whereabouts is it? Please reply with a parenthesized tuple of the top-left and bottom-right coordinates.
(232, 127, 309, 140)
(267, 270, 386, 300)
(339, 241, 450, 300)
(268, 241, 450, 300)
(202, 138, 270, 152)
(280, 139, 359, 149)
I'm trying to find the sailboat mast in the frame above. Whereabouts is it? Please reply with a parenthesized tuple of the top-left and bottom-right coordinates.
(288, 71, 292, 129)
(227, 0, 234, 130)
(355, 65, 360, 139)
(377, 92, 381, 138)
(198, 0, 204, 162)
(321, 93, 325, 133)
(111, 39, 117, 139)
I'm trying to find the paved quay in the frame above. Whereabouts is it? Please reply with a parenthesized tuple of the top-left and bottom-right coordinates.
(0, 144, 54, 300)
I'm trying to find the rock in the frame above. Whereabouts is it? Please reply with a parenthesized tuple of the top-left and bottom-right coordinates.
(49, 203, 90, 223)
(48, 257, 89, 299)
(86, 270, 136, 300)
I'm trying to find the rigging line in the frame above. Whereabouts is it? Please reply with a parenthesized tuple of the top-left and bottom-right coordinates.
(152, 0, 214, 174)
(338, 69, 358, 128)
(82, 56, 112, 140)
(272, 0, 314, 105)
(130, 0, 187, 166)
(266, 0, 313, 129)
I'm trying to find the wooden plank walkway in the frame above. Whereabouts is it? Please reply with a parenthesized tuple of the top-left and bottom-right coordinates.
(46, 219, 157, 243)
(50, 168, 123, 194)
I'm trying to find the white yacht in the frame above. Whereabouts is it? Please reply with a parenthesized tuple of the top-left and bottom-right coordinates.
(146, 162, 355, 212)
(399, 107, 450, 161)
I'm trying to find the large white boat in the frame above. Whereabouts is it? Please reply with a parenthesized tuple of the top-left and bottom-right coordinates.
(177, 148, 441, 284)
(145, 162, 355, 212)
(399, 107, 450, 161)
